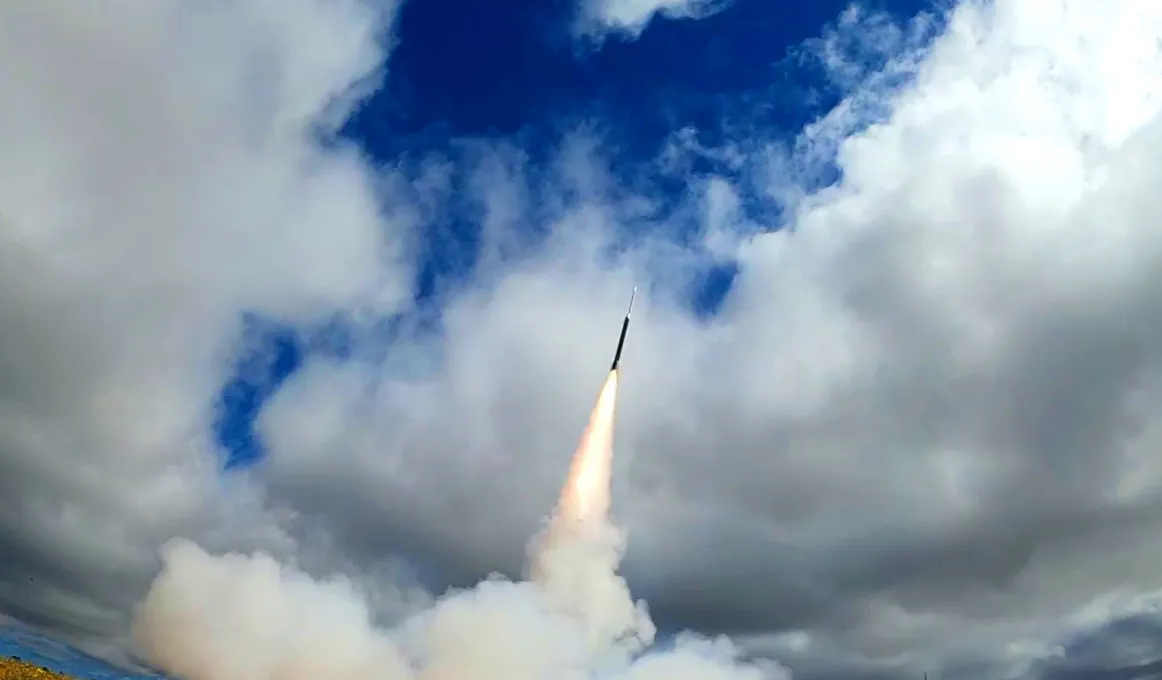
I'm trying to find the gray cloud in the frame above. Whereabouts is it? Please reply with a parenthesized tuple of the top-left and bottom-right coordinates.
(0, 0, 407, 660)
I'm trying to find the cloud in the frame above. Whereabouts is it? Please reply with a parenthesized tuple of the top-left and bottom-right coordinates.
(0, 0, 407, 659)
(574, 0, 730, 41)
(254, 0, 1162, 678)
(8, 0, 1162, 679)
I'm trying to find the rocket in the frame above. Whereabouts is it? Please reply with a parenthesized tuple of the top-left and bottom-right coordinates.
(610, 287, 636, 371)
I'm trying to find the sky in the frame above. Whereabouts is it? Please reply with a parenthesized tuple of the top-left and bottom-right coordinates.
(215, 0, 936, 468)
(8, 1, 1162, 680)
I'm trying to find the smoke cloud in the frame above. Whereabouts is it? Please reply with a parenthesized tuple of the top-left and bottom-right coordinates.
(133, 514, 772, 680)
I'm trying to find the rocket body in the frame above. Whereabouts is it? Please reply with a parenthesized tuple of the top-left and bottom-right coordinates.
(609, 287, 636, 371)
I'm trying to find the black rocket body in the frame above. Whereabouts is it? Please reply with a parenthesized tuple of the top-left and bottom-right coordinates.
(610, 287, 636, 371)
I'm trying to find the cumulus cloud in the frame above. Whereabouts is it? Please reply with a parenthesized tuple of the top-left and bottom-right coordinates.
(0, 0, 407, 658)
(9, 0, 1162, 680)
(255, 0, 1162, 678)
(575, 0, 730, 41)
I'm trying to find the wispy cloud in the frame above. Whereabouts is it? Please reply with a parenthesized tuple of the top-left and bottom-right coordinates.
(575, 0, 731, 41)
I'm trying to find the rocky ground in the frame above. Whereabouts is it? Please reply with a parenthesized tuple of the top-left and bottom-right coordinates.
(0, 656, 78, 680)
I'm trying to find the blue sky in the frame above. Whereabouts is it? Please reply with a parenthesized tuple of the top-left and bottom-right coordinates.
(214, 0, 937, 469)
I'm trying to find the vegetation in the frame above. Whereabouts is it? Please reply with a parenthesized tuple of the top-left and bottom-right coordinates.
(0, 657, 76, 680)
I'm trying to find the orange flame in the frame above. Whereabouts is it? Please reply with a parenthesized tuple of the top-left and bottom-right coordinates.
(556, 370, 620, 524)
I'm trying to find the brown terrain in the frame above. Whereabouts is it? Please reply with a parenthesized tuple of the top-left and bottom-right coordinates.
(0, 657, 77, 680)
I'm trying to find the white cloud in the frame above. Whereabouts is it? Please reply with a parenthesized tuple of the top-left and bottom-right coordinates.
(576, 0, 730, 41)
(0, 0, 407, 657)
(257, 0, 1162, 677)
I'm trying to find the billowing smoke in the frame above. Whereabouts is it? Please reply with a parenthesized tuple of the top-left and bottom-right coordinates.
(131, 367, 780, 680)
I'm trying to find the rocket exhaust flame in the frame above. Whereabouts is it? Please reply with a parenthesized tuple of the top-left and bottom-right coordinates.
(556, 369, 620, 525)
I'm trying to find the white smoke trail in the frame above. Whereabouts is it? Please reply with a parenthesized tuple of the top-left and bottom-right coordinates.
(525, 368, 654, 657)
(131, 367, 784, 680)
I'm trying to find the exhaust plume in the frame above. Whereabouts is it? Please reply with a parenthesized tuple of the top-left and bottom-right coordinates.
(525, 368, 652, 655)
(131, 364, 782, 680)
(556, 369, 620, 525)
